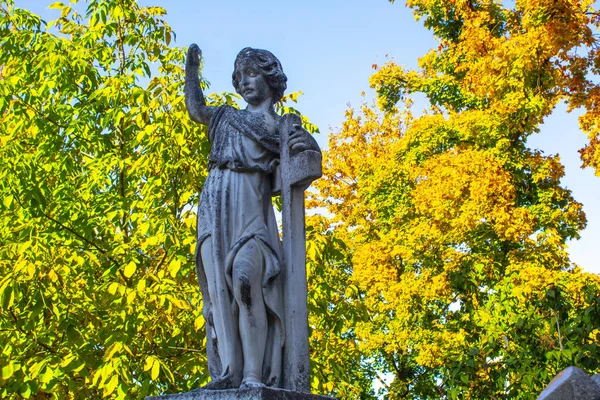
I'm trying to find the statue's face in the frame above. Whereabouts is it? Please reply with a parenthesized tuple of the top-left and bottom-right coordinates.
(236, 60, 272, 106)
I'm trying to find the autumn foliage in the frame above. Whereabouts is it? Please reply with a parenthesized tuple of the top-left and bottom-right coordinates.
(2, 0, 600, 399)
(310, 0, 600, 398)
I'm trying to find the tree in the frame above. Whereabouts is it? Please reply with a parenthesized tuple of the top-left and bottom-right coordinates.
(0, 2, 320, 398)
(312, 0, 600, 398)
(0, 1, 214, 397)
(306, 215, 379, 399)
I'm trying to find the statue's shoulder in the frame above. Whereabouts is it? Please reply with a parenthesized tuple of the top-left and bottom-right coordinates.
(209, 104, 235, 124)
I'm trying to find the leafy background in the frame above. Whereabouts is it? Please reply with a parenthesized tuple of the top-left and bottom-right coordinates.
(1, 0, 600, 399)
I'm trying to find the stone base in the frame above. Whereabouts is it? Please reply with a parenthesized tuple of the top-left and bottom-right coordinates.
(146, 387, 334, 400)
(537, 366, 600, 400)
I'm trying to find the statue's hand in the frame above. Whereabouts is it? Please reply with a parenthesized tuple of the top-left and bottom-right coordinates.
(186, 43, 202, 70)
(289, 123, 319, 155)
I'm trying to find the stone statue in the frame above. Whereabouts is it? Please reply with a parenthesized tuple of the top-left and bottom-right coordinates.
(184, 44, 321, 392)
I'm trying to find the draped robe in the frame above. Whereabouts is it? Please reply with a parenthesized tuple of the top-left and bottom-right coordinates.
(195, 105, 284, 387)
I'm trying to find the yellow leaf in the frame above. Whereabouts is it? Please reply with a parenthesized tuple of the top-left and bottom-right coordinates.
(29, 360, 47, 378)
(104, 374, 119, 396)
(143, 356, 154, 372)
(48, 2, 65, 9)
(104, 342, 123, 361)
(151, 359, 160, 380)
(137, 278, 147, 293)
(19, 384, 31, 399)
(60, 354, 76, 368)
(48, 269, 58, 282)
(168, 258, 181, 278)
(194, 316, 205, 330)
(126, 290, 136, 304)
(26, 263, 35, 279)
(3, 195, 13, 208)
(40, 366, 53, 384)
(1, 363, 14, 379)
(108, 282, 119, 295)
(124, 262, 136, 278)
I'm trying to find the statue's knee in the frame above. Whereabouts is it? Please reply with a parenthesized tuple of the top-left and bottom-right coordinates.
(232, 241, 262, 308)
(233, 264, 254, 309)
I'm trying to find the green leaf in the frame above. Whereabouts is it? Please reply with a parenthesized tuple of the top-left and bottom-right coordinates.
(19, 384, 31, 399)
(1, 284, 14, 309)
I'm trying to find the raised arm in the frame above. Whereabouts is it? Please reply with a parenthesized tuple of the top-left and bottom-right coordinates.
(185, 44, 216, 125)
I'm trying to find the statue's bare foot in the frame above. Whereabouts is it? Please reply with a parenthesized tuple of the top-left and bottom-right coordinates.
(240, 379, 265, 389)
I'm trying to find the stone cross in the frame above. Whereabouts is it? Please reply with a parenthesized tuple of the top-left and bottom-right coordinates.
(276, 113, 322, 393)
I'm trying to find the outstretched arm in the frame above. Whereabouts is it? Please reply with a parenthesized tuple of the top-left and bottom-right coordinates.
(185, 44, 216, 125)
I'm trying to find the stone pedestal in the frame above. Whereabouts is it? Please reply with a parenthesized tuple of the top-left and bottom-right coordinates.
(537, 366, 600, 400)
(146, 387, 334, 400)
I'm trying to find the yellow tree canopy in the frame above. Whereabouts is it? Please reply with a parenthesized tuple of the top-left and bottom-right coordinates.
(311, 0, 600, 398)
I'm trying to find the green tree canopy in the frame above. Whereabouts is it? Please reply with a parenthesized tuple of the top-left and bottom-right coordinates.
(0, 0, 214, 397)
(0, 1, 318, 398)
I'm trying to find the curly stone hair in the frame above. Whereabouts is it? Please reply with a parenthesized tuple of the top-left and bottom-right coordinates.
(232, 47, 288, 104)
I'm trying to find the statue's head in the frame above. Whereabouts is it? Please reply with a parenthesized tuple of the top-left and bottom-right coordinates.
(232, 47, 287, 104)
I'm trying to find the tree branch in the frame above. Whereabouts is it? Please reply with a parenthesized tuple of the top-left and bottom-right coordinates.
(10, 309, 57, 354)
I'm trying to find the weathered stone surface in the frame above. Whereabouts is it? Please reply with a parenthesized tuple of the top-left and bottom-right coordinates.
(593, 374, 600, 387)
(279, 113, 321, 393)
(537, 366, 600, 400)
(146, 387, 333, 400)
(185, 45, 322, 392)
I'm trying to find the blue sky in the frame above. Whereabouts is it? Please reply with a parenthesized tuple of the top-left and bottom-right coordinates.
(20, 0, 600, 274)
